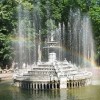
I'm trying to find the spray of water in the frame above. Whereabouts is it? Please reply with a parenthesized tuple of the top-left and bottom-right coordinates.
(15, 2, 42, 68)
(15, 3, 95, 69)
(67, 8, 95, 67)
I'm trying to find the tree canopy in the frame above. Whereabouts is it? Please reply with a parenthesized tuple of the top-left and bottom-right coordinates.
(0, 0, 100, 68)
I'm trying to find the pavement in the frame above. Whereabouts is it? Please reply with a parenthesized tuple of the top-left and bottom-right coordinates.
(0, 72, 13, 81)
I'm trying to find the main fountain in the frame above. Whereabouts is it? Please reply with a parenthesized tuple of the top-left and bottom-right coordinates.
(13, 28, 92, 90)
(13, 4, 94, 90)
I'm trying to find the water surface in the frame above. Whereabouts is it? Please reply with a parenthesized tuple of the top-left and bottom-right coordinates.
(0, 80, 100, 100)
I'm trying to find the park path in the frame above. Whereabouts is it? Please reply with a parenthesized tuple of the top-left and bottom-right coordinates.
(0, 73, 13, 80)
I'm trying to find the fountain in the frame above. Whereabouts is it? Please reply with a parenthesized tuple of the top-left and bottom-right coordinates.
(13, 4, 93, 90)
(67, 8, 95, 67)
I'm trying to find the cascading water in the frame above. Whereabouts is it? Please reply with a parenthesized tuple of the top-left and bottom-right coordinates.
(45, 19, 61, 61)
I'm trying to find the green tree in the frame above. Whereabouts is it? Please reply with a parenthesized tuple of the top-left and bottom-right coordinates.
(0, 0, 17, 34)
(0, 0, 17, 68)
(0, 0, 100, 66)
(0, 33, 13, 68)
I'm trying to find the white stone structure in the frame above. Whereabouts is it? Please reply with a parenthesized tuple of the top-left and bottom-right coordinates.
(13, 32, 92, 90)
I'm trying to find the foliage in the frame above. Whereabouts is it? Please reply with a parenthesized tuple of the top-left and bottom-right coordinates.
(89, 6, 100, 37)
(0, 33, 13, 68)
(0, 0, 17, 35)
(0, 0, 100, 67)
(0, 0, 17, 68)
(89, 1, 100, 61)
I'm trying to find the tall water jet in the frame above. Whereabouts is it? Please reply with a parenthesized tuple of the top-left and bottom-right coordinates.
(16, 5, 26, 67)
(82, 15, 95, 67)
(14, 1, 42, 68)
(67, 8, 82, 66)
(33, 1, 42, 63)
(15, 5, 35, 68)
(67, 8, 95, 67)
